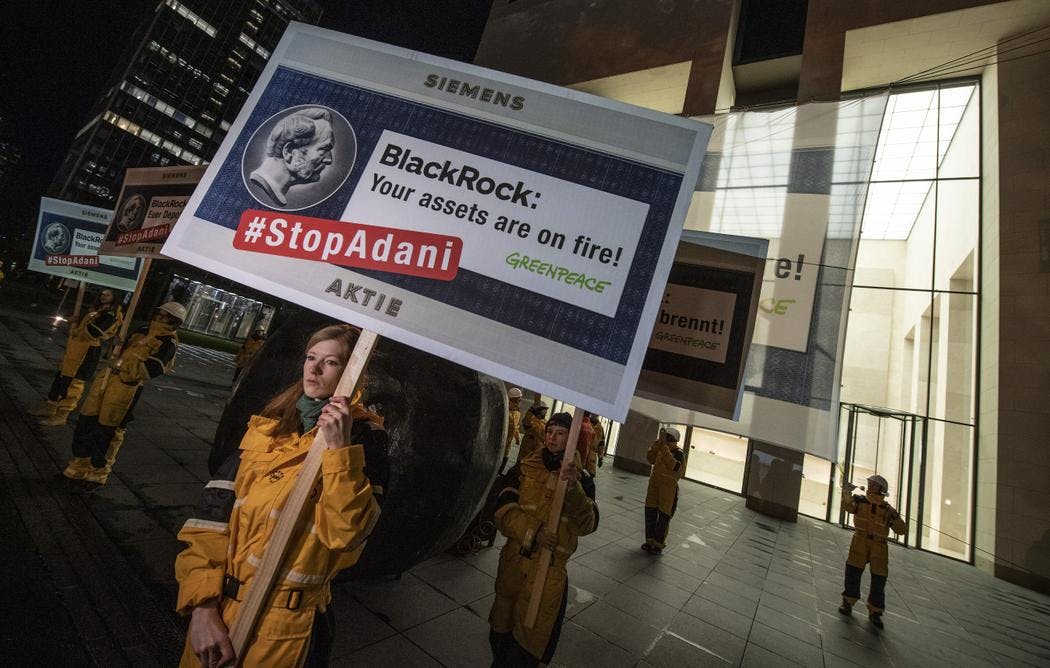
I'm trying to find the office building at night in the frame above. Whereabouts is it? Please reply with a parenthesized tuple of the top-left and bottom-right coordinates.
(47, 0, 322, 340)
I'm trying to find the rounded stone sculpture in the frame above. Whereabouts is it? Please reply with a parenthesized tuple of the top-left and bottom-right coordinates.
(211, 310, 506, 576)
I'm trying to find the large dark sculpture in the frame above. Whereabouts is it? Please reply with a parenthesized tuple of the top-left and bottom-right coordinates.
(211, 310, 506, 576)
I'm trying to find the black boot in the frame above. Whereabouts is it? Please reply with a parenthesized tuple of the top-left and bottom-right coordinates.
(869, 612, 884, 628)
(838, 599, 853, 616)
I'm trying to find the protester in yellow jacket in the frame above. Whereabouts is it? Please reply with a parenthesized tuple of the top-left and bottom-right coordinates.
(62, 302, 183, 485)
(175, 324, 388, 668)
(642, 427, 685, 554)
(590, 414, 606, 468)
(838, 474, 906, 628)
(490, 411, 597, 666)
(500, 387, 522, 472)
(31, 289, 123, 426)
(514, 402, 548, 465)
(233, 327, 266, 384)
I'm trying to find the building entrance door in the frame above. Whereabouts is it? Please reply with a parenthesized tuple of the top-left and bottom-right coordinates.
(838, 403, 927, 549)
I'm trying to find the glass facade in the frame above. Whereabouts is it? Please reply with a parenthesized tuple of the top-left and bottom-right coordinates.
(679, 426, 745, 494)
(165, 273, 274, 340)
(649, 80, 981, 563)
(839, 81, 980, 560)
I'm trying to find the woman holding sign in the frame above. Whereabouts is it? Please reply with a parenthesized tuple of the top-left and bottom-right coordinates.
(174, 324, 388, 667)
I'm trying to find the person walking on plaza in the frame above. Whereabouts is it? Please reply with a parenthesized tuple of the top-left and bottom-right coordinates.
(577, 410, 595, 477)
(175, 324, 387, 667)
(838, 474, 906, 628)
(232, 327, 266, 384)
(61, 301, 184, 485)
(514, 401, 548, 464)
(581, 411, 599, 476)
(499, 387, 523, 472)
(489, 411, 598, 666)
(642, 427, 684, 555)
(30, 288, 123, 426)
(590, 413, 607, 468)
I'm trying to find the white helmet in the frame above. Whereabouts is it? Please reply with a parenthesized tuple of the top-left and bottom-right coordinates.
(156, 301, 187, 323)
(867, 474, 888, 494)
(664, 427, 681, 443)
(507, 387, 522, 399)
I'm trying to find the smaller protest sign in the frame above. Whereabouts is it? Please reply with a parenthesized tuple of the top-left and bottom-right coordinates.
(635, 230, 767, 420)
(29, 197, 142, 292)
(99, 166, 206, 258)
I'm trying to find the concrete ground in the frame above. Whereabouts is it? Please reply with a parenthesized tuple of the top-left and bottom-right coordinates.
(1, 288, 1048, 667)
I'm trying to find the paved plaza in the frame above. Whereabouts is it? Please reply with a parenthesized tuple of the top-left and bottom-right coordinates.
(1, 294, 1048, 666)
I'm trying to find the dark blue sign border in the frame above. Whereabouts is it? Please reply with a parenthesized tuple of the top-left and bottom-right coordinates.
(196, 67, 683, 364)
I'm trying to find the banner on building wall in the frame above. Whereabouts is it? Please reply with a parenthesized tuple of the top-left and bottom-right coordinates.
(639, 96, 889, 460)
(99, 166, 206, 258)
(635, 230, 766, 420)
(28, 197, 143, 292)
(753, 198, 827, 352)
(162, 23, 711, 420)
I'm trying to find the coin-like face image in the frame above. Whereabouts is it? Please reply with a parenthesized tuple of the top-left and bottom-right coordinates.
(241, 105, 357, 211)
(116, 193, 148, 233)
(43, 222, 71, 254)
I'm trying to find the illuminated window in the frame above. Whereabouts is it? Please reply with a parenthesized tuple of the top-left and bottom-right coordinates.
(164, 0, 217, 37)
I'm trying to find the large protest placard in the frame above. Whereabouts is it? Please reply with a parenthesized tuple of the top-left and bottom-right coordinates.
(635, 230, 767, 420)
(29, 197, 143, 292)
(163, 23, 711, 420)
(99, 166, 206, 258)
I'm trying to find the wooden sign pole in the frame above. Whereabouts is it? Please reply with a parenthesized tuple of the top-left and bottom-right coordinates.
(524, 406, 584, 629)
(115, 257, 153, 350)
(228, 328, 379, 663)
(97, 257, 152, 390)
(71, 281, 87, 323)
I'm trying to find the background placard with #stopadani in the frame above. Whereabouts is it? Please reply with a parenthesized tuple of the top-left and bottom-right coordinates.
(29, 197, 143, 292)
(99, 165, 206, 259)
(162, 24, 710, 420)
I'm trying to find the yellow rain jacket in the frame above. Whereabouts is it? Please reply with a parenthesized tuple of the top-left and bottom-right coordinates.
(645, 439, 685, 516)
(59, 306, 123, 377)
(515, 411, 546, 464)
(490, 449, 597, 661)
(592, 420, 606, 459)
(842, 490, 906, 577)
(81, 320, 177, 427)
(502, 407, 521, 459)
(235, 335, 265, 370)
(175, 409, 385, 667)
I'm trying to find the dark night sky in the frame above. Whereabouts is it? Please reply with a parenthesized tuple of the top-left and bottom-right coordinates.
(0, 0, 493, 258)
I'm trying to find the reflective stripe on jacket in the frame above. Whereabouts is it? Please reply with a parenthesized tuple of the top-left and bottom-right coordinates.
(175, 411, 386, 666)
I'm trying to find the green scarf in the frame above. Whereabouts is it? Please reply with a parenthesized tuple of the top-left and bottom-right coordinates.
(296, 394, 328, 433)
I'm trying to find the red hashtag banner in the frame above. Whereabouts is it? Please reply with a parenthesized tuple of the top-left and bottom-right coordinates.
(233, 209, 463, 281)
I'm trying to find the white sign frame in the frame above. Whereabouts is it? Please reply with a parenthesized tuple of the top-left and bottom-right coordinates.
(163, 23, 711, 421)
(28, 197, 142, 292)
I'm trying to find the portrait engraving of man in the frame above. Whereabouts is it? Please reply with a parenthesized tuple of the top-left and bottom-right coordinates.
(248, 107, 335, 208)
(43, 223, 72, 255)
(116, 194, 148, 233)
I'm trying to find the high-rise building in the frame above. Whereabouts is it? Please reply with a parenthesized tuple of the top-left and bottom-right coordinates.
(50, 0, 322, 207)
(45, 0, 322, 341)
